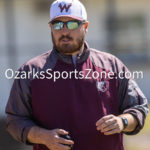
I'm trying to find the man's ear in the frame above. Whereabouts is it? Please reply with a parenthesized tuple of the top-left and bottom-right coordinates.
(48, 22, 52, 29)
(84, 21, 89, 33)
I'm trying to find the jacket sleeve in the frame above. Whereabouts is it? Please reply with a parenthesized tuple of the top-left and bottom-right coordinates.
(115, 58, 149, 135)
(5, 68, 36, 144)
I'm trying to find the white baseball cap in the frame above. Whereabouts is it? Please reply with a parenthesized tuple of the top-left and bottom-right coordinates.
(50, 0, 87, 22)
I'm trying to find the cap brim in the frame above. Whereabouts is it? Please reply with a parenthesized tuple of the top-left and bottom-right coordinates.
(49, 15, 85, 23)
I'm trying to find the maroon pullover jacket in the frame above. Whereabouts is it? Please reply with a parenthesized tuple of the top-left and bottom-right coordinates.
(6, 42, 149, 150)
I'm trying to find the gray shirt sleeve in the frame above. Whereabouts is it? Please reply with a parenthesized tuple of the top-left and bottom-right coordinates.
(5, 50, 57, 144)
(5, 70, 36, 144)
(117, 61, 149, 134)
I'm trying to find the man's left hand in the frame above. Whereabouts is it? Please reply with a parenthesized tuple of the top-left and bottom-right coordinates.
(96, 115, 124, 135)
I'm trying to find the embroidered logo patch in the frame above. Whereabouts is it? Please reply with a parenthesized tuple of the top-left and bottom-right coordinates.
(96, 81, 108, 92)
(58, 3, 72, 13)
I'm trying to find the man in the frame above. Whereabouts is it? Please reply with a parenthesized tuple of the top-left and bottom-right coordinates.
(5, 0, 149, 150)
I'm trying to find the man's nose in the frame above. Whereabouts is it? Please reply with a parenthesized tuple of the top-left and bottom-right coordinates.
(61, 24, 70, 34)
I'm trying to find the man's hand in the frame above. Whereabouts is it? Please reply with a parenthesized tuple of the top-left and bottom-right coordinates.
(43, 129, 74, 150)
(96, 115, 124, 135)
(27, 127, 74, 150)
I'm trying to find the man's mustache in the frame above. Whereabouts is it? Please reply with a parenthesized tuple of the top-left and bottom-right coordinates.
(59, 35, 73, 41)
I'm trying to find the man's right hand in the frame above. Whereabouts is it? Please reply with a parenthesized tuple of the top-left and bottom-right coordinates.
(27, 126, 74, 150)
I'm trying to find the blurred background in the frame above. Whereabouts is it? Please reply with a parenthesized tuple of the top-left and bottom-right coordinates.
(0, 0, 150, 150)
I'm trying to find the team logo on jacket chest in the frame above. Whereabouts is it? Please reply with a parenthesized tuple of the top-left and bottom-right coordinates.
(96, 81, 108, 92)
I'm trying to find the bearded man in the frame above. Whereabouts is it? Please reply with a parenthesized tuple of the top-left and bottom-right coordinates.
(6, 0, 149, 150)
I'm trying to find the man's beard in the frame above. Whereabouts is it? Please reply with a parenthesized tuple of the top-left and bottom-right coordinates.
(51, 32, 85, 54)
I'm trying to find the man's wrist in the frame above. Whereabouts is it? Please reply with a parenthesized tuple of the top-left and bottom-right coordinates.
(119, 113, 138, 133)
(121, 117, 128, 130)
(27, 126, 47, 145)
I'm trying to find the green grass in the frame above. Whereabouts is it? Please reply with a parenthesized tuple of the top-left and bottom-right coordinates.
(124, 105, 150, 150)
(140, 109, 150, 133)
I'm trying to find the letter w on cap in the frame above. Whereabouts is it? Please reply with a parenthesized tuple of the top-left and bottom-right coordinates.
(58, 3, 72, 12)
